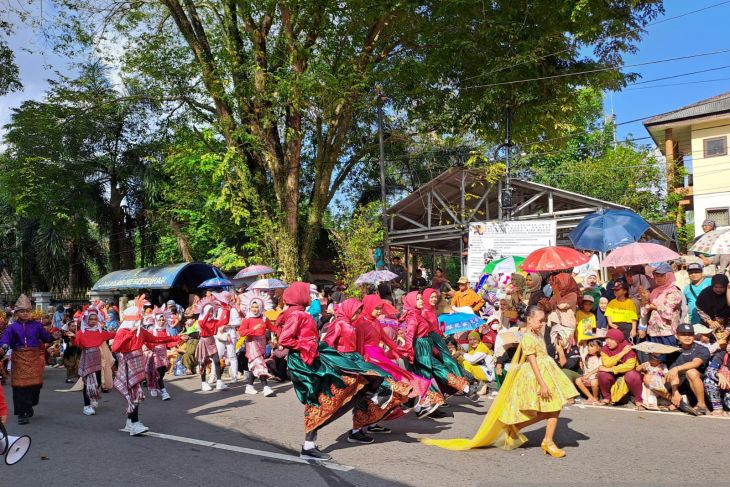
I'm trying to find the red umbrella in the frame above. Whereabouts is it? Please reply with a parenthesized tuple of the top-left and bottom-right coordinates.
(601, 242, 680, 268)
(520, 246, 590, 272)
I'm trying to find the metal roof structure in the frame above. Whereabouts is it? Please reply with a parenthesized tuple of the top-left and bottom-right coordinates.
(386, 166, 671, 255)
(92, 262, 225, 292)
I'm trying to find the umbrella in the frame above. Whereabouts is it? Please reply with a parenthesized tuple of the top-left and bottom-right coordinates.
(197, 277, 233, 289)
(483, 256, 525, 275)
(248, 278, 288, 290)
(520, 246, 589, 272)
(601, 242, 680, 268)
(234, 265, 276, 279)
(689, 228, 730, 255)
(354, 269, 399, 285)
(569, 209, 650, 252)
(632, 341, 681, 355)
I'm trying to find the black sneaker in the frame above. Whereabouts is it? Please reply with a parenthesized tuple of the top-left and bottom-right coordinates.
(429, 409, 447, 419)
(18, 414, 30, 425)
(366, 424, 391, 434)
(300, 447, 332, 461)
(466, 388, 480, 402)
(347, 430, 375, 444)
(416, 403, 440, 419)
(374, 390, 394, 410)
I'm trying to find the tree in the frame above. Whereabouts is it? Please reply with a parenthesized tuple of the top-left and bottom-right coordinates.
(518, 88, 665, 219)
(48, 1, 662, 279)
(0, 11, 21, 95)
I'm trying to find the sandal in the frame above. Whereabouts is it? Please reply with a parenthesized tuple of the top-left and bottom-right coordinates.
(677, 398, 699, 416)
(634, 403, 647, 411)
(694, 406, 708, 416)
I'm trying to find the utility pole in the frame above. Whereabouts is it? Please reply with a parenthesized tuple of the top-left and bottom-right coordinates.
(496, 106, 514, 221)
(376, 86, 389, 260)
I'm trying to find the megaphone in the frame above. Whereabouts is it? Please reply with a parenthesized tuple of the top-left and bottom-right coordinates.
(0, 422, 31, 465)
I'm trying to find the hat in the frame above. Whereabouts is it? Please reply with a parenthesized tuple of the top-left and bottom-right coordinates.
(687, 262, 704, 273)
(702, 219, 716, 228)
(14, 294, 32, 311)
(457, 276, 469, 285)
(653, 262, 673, 274)
(581, 294, 595, 303)
(676, 323, 694, 334)
(612, 279, 627, 290)
(166, 299, 176, 306)
(693, 324, 713, 335)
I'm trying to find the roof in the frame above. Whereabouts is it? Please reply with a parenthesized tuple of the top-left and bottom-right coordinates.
(652, 221, 680, 252)
(643, 91, 730, 127)
(91, 262, 225, 292)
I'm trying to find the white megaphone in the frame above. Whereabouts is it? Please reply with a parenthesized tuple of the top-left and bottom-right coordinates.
(0, 422, 31, 465)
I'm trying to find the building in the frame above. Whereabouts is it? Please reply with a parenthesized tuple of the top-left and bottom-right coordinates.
(644, 92, 730, 235)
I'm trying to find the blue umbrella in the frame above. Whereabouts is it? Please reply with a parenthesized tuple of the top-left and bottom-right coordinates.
(198, 277, 233, 289)
(569, 209, 650, 252)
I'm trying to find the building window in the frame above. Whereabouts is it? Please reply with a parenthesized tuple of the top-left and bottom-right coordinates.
(703, 136, 727, 158)
(706, 208, 730, 227)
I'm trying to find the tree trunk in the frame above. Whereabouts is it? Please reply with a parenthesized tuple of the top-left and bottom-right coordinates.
(109, 179, 124, 271)
(67, 240, 80, 290)
(171, 219, 194, 262)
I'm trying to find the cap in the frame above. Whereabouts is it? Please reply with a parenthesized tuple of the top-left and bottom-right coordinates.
(702, 219, 716, 228)
(693, 324, 713, 335)
(687, 262, 704, 273)
(612, 279, 627, 290)
(676, 323, 694, 334)
(653, 262, 673, 274)
(457, 276, 469, 284)
(166, 299, 176, 305)
(581, 294, 595, 303)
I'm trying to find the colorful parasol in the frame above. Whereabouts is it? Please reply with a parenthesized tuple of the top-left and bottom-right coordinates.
(520, 246, 589, 272)
(601, 242, 680, 268)
(483, 256, 526, 275)
(248, 278, 288, 290)
(234, 265, 276, 279)
(354, 269, 399, 285)
(197, 277, 233, 289)
(689, 228, 730, 255)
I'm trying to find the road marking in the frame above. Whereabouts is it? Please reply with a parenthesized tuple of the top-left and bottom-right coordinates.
(144, 431, 355, 472)
(576, 403, 730, 419)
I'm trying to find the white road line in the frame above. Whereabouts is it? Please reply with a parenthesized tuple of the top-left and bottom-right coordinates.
(576, 403, 730, 419)
(144, 431, 355, 472)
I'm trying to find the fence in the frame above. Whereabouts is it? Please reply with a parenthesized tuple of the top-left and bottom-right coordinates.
(0, 289, 92, 309)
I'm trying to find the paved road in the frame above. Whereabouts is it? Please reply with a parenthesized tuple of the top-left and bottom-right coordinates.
(1, 368, 725, 486)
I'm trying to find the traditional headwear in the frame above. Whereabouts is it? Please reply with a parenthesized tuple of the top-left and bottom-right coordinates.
(246, 298, 264, 318)
(14, 294, 32, 312)
(282, 282, 312, 308)
(213, 291, 233, 306)
(467, 330, 481, 341)
(119, 295, 149, 330)
(81, 306, 101, 331)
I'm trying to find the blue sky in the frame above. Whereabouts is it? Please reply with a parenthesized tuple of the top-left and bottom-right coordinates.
(1, 0, 729, 149)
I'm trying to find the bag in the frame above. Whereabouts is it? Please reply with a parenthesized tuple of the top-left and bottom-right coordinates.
(610, 376, 630, 403)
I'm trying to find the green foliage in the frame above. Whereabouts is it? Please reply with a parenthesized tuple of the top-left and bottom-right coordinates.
(325, 202, 383, 298)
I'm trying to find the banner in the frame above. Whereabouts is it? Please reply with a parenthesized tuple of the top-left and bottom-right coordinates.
(438, 312, 485, 335)
(467, 220, 557, 284)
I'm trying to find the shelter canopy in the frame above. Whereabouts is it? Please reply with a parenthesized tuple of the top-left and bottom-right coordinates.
(386, 166, 670, 253)
(91, 262, 225, 292)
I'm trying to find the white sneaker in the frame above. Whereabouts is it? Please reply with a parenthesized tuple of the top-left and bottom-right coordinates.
(207, 375, 216, 385)
(216, 380, 229, 391)
(129, 422, 149, 436)
(122, 419, 133, 432)
(90, 399, 99, 408)
(82, 406, 96, 416)
(160, 389, 171, 401)
(244, 385, 258, 395)
(149, 389, 158, 397)
(201, 382, 213, 392)
(262, 386, 274, 397)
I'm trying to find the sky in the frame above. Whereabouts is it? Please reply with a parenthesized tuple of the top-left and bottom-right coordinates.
(1, 0, 729, 149)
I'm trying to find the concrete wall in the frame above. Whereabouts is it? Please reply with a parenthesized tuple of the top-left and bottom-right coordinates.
(690, 119, 730, 236)
(693, 191, 730, 236)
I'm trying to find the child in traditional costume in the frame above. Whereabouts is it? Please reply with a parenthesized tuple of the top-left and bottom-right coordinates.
(196, 293, 231, 391)
(0, 295, 60, 424)
(214, 291, 240, 384)
(148, 310, 175, 401)
(112, 297, 179, 436)
(278, 283, 402, 461)
(73, 307, 116, 415)
(237, 295, 276, 396)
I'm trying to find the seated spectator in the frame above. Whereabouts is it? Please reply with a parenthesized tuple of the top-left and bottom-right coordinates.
(694, 324, 719, 354)
(637, 353, 668, 410)
(597, 329, 644, 408)
(656, 323, 710, 415)
(704, 338, 730, 416)
(451, 276, 485, 314)
(553, 331, 582, 384)
(411, 269, 428, 291)
(459, 331, 496, 394)
(684, 262, 711, 324)
(605, 280, 638, 341)
(695, 275, 730, 332)
(574, 339, 602, 404)
(575, 295, 597, 345)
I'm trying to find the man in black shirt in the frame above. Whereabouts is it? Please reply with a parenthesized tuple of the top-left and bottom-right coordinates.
(661, 323, 710, 415)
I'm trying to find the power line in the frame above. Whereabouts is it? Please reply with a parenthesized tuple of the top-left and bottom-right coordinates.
(624, 76, 730, 90)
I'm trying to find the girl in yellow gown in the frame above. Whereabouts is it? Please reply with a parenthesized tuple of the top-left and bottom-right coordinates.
(422, 305, 578, 458)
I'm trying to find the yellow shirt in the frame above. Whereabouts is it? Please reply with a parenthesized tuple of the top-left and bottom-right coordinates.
(605, 298, 638, 324)
(575, 310, 596, 342)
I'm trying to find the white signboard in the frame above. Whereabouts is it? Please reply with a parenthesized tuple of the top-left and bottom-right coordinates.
(467, 220, 557, 284)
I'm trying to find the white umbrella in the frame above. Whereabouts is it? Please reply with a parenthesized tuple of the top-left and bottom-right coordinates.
(248, 278, 288, 290)
(354, 269, 399, 285)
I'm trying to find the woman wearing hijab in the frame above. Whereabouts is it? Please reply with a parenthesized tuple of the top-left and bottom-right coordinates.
(401, 291, 477, 401)
(357, 294, 442, 419)
(71, 307, 116, 416)
(525, 273, 545, 308)
(696, 275, 730, 332)
(545, 273, 579, 348)
(277, 282, 402, 461)
(422, 288, 471, 386)
(324, 298, 411, 440)
(238, 297, 277, 397)
(640, 263, 682, 347)
(596, 329, 643, 408)
(147, 310, 176, 401)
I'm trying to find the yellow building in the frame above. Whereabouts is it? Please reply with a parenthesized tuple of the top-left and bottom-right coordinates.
(644, 92, 730, 234)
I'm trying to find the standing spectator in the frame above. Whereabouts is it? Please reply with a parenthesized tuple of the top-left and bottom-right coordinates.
(572, 249, 600, 285)
(603, 266, 627, 301)
(656, 323, 710, 415)
(626, 266, 652, 311)
(451, 276, 485, 314)
(684, 262, 712, 324)
(525, 273, 545, 308)
(388, 256, 407, 283)
(581, 272, 604, 310)
(695, 275, 730, 332)
(52, 305, 65, 330)
(369, 240, 385, 270)
(411, 269, 428, 291)
(605, 280, 638, 341)
(597, 329, 643, 408)
(694, 219, 730, 275)
(640, 262, 682, 347)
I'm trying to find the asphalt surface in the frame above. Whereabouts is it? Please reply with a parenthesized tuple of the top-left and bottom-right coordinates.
(1, 368, 726, 486)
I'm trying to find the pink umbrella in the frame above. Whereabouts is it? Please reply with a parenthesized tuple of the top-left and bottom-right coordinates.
(601, 242, 680, 268)
(234, 265, 275, 279)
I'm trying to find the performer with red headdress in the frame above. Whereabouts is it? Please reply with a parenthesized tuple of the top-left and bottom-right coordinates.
(72, 306, 116, 416)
